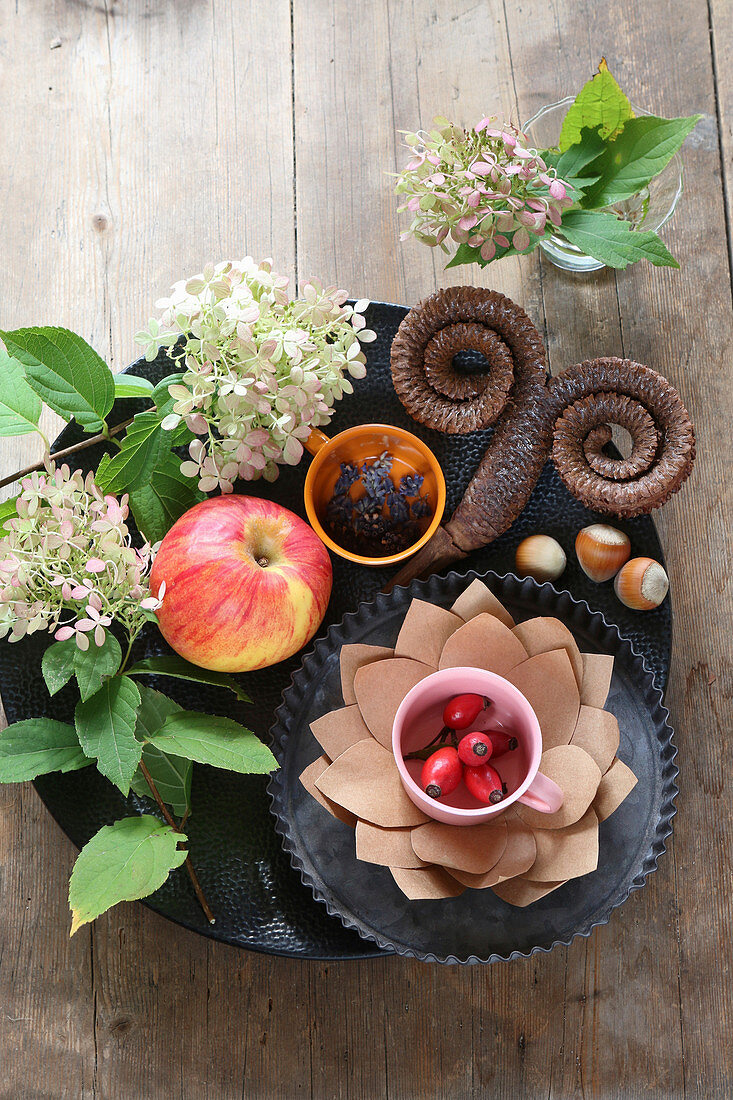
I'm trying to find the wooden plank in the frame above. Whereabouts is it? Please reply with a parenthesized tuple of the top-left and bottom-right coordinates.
(710, 0, 733, 280)
(1, 0, 732, 1096)
(0, 1, 298, 1098)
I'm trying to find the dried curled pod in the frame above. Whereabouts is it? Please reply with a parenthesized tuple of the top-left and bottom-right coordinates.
(547, 358, 696, 517)
(386, 292, 695, 590)
(389, 287, 550, 578)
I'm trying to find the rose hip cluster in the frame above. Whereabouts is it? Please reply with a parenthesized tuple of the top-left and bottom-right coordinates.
(409, 693, 518, 806)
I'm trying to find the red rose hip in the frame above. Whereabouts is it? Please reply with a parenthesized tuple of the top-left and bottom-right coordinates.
(487, 730, 518, 757)
(442, 693, 490, 730)
(420, 747, 463, 800)
(457, 731, 493, 766)
(464, 761, 505, 805)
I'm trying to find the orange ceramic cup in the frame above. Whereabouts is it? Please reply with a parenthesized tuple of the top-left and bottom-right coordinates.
(303, 424, 446, 566)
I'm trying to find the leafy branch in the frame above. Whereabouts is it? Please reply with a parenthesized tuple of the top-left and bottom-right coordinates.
(0, 329, 279, 931)
(1, 635, 278, 931)
(0, 327, 201, 541)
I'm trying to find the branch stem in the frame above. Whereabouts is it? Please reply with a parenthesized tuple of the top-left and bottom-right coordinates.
(138, 758, 215, 925)
(0, 410, 153, 491)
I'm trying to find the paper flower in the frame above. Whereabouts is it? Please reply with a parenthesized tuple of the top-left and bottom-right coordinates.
(299, 579, 638, 906)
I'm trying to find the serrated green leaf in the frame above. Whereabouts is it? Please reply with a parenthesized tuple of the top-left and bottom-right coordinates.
(128, 451, 203, 543)
(126, 654, 251, 702)
(0, 718, 91, 782)
(0, 353, 42, 437)
(558, 210, 680, 269)
(0, 327, 114, 432)
(73, 633, 122, 701)
(445, 231, 539, 269)
(146, 712, 278, 775)
(0, 496, 18, 535)
(114, 374, 154, 398)
(130, 686, 191, 817)
(69, 814, 187, 934)
(555, 127, 608, 178)
(41, 637, 78, 695)
(94, 410, 166, 495)
(74, 675, 142, 794)
(559, 59, 633, 150)
(581, 114, 702, 208)
(151, 373, 185, 420)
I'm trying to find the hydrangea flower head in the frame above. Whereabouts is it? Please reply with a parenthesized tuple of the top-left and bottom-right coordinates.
(0, 464, 156, 648)
(395, 116, 573, 261)
(135, 259, 376, 493)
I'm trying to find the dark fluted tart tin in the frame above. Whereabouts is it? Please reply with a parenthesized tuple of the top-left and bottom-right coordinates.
(268, 571, 678, 964)
(0, 302, 674, 958)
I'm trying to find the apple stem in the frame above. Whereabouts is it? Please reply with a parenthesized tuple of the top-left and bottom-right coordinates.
(138, 759, 216, 925)
(256, 557, 269, 568)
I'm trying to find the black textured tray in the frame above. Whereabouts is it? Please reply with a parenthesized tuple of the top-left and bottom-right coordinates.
(0, 301, 673, 959)
(269, 571, 678, 964)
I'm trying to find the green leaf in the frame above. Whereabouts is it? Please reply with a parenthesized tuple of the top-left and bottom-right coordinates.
(127, 451, 203, 543)
(0, 496, 18, 535)
(152, 373, 184, 412)
(559, 59, 633, 150)
(445, 231, 539, 269)
(0, 327, 114, 432)
(146, 712, 278, 775)
(581, 114, 702, 208)
(126, 654, 251, 702)
(558, 210, 680, 269)
(0, 718, 91, 782)
(69, 814, 187, 934)
(74, 675, 142, 794)
(94, 409, 166, 495)
(130, 686, 191, 818)
(73, 633, 123, 701)
(554, 127, 608, 178)
(42, 638, 78, 695)
(0, 353, 42, 437)
(114, 374, 154, 398)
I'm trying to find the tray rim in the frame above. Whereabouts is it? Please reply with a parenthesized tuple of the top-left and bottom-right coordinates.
(3, 308, 673, 958)
(267, 568, 679, 964)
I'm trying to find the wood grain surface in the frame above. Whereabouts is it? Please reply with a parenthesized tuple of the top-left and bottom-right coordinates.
(1, 1, 731, 1097)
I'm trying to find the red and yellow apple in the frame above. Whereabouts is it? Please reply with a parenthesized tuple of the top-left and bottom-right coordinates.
(150, 495, 333, 672)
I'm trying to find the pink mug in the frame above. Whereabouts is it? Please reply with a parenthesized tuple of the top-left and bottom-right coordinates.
(392, 666, 564, 826)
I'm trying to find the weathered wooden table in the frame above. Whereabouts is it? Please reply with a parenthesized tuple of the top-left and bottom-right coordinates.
(1, 2, 731, 1096)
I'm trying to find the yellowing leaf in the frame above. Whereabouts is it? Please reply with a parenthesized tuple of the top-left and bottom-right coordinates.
(559, 59, 634, 150)
(69, 815, 187, 934)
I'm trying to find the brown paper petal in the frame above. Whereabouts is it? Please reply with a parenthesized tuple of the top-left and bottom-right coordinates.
(340, 644, 395, 705)
(450, 578, 515, 629)
(579, 652, 614, 708)
(394, 599, 463, 667)
(355, 821, 428, 869)
(410, 818, 508, 874)
(314, 740, 429, 828)
(570, 705, 620, 773)
(448, 811, 536, 888)
(511, 616, 583, 689)
(593, 758, 638, 821)
(299, 755, 357, 827)
(530, 807, 599, 881)
(438, 613, 528, 676)
(506, 649, 580, 750)
(515, 744, 602, 830)
(310, 705, 373, 760)
(353, 657, 435, 748)
(390, 865, 466, 900)
(491, 876, 567, 907)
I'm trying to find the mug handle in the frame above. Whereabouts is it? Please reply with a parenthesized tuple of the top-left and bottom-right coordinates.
(304, 428, 331, 457)
(517, 771, 564, 814)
